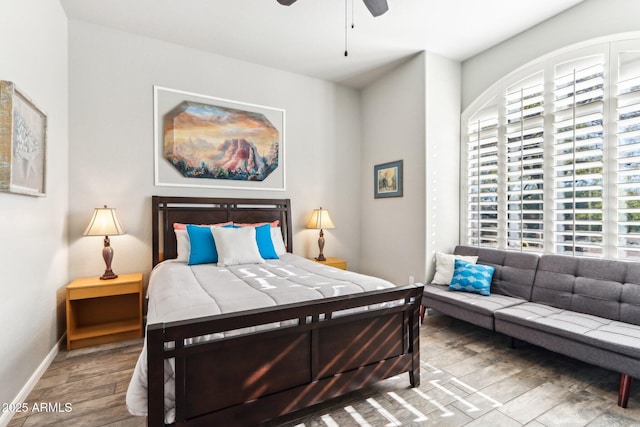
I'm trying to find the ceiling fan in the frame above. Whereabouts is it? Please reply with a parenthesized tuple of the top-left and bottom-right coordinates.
(276, 0, 389, 17)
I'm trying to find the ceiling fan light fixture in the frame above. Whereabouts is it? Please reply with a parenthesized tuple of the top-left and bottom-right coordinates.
(276, 0, 389, 57)
(363, 0, 389, 17)
(276, 0, 389, 17)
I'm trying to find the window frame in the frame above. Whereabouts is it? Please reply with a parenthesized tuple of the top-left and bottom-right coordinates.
(461, 37, 640, 259)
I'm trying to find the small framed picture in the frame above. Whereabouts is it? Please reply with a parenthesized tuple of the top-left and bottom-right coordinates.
(0, 80, 47, 197)
(374, 160, 403, 199)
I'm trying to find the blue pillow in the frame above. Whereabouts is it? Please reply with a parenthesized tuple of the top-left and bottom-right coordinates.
(186, 224, 219, 265)
(449, 259, 495, 296)
(254, 224, 279, 259)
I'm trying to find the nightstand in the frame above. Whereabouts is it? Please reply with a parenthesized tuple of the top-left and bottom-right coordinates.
(66, 272, 143, 351)
(310, 257, 347, 270)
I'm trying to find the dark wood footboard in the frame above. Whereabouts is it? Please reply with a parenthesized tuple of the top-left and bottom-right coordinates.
(147, 284, 423, 426)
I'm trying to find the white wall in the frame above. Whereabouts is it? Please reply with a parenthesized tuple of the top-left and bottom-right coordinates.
(360, 54, 427, 285)
(359, 52, 461, 285)
(67, 21, 363, 279)
(0, 0, 68, 415)
(425, 52, 462, 281)
(462, 0, 640, 110)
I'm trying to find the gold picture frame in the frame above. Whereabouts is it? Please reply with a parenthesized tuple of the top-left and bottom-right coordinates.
(0, 80, 47, 197)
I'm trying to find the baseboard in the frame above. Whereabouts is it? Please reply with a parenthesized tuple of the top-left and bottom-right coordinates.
(0, 334, 65, 427)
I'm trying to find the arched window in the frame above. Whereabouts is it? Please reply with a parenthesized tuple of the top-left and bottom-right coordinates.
(462, 37, 640, 260)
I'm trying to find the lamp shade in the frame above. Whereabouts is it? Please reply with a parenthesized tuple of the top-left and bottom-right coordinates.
(83, 206, 126, 237)
(306, 207, 335, 230)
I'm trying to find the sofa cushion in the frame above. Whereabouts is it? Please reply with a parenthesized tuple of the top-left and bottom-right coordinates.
(528, 254, 576, 310)
(573, 258, 626, 318)
(453, 246, 539, 300)
(531, 255, 635, 322)
(622, 262, 640, 325)
(423, 285, 525, 316)
(495, 302, 640, 359)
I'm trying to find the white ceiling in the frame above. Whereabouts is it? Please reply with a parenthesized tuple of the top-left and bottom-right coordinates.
(60, 0, 584, 88)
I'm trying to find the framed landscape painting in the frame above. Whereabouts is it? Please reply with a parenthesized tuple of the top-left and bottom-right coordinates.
(0, 80, 47, 197)
(154, 86, 285, 191)
(374, 160, 403, 199)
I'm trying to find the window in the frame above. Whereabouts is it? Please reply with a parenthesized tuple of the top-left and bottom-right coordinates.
(552, 57, 605, 256)
(616, 43, 640, 259)
(466, 99, 499, 247)
(505, 72, 545, 251)
(462, 38, 640, 260)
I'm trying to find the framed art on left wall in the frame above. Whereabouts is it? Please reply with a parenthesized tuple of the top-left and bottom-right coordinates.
(0, 80, 47, 197)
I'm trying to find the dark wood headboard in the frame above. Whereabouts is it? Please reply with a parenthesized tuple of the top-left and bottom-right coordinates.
(152, 196, 293, 266)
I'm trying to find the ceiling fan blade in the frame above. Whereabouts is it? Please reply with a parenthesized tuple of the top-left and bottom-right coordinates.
(362, 0, 388, 17)
(277, 0, 298, 5)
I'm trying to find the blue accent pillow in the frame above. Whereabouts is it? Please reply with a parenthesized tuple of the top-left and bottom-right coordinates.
(254, 224, 279, 259)
(449, 259, 495, 296)
(186, 224, 232, 265)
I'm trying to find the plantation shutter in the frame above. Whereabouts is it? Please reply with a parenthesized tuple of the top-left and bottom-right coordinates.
(552, 57, 605, 256)
(505, 72, 545, 252)
(615, 47, 640, 260)
(466, 100, 499, 247)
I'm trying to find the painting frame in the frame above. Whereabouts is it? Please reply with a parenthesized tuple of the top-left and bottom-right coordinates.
(0, 80, 47, 197)
(374, 160, 403, 199)
(153, 85, 285, 191)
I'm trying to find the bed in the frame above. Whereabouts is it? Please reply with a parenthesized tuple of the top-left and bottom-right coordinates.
(129, 196, 422, 426)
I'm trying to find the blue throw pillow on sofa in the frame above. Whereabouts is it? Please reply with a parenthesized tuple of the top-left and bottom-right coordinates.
(449, 259, 495, 296)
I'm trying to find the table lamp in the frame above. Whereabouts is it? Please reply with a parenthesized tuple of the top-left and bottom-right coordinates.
(83, 205, 126, 280)
(306, 207, 335, 261)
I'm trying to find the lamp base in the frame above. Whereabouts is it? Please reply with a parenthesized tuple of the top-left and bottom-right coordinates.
(100, 237, 118, 280)
(315, 229, 327, 262)
(100, 270, 118, 280)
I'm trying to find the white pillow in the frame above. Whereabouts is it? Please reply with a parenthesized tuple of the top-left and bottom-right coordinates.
(175, 229, 190, 262)
(175, 225, 225, 262)
(432, 252, 479, 285)
(270, 227, 287, 256)
(211, 226, 265, 266)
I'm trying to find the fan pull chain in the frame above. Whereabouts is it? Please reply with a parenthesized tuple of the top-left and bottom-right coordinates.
(352, 0, 355, 28)
(345, 0, 355, 56)
(344, 0, 348, 56)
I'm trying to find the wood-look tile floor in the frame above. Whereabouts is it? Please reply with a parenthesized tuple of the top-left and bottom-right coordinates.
(7, 339, 146, 427)
(9, 311, 640, 426)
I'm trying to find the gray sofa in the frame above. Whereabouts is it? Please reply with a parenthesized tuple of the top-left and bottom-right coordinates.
(421, 245, 640, 408)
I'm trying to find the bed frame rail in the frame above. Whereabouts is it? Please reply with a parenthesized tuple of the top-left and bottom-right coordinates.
(147, 284, 423, 426)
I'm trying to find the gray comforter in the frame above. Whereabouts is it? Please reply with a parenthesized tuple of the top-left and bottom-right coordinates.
(126, 253, 395, 422)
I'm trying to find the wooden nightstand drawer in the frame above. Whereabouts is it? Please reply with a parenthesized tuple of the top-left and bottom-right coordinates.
(66, 273, 143, 351)
(67, 282, 140, 300)
(310, 257, 347, 270)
